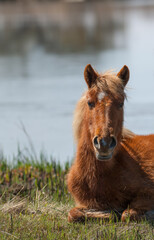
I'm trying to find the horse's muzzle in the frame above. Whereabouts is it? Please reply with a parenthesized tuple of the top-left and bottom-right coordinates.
(93, 136, 117, 161)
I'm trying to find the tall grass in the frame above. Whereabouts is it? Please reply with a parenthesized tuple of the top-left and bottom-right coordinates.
(0, 150, 71, 203)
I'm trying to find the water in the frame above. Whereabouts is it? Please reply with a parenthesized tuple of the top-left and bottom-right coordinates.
(0, 4, 154, 162)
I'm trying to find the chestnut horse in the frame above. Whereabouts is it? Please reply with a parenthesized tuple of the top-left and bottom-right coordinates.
(67, 64, 154, 222)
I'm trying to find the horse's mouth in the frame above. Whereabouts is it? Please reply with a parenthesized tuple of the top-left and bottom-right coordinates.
(95, 152, 113, 161)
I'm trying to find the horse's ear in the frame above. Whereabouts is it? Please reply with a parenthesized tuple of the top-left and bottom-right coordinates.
(84, 64, 98, 88)
(117, 65, 129, 87)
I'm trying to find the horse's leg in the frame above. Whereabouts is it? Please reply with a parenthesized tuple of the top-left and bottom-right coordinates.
(68, 207, 86, 222)
(68, 207, 119, 223)
(121, 197, 154, 222)
(121, 208, 154, 222)
(121, 209, 144, 222)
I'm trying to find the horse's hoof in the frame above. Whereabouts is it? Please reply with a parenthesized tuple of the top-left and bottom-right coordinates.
(68, 207, 85, 223)
(121, 209, 145, 222)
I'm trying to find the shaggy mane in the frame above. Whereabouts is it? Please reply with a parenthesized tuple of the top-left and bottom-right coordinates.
(73, 93, 87, 143)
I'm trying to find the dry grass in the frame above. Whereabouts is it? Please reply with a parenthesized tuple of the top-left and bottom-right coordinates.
(0, 191, 153, 240)
(0, 197, 153, 238)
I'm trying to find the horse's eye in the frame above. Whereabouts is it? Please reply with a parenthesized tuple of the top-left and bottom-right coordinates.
(87, 101, 95, 109)
(119, 102, 124, 108)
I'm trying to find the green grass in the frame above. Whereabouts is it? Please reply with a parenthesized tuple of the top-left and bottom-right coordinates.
(0, 152, 153, 240)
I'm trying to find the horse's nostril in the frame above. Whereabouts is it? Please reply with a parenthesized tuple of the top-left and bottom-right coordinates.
(109, 137, 117, 149)
(93, 136, 100, 148)
(94, 136, 116, 150)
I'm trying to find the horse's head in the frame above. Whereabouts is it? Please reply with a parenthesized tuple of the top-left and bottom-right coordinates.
(84, 64, 129, 161)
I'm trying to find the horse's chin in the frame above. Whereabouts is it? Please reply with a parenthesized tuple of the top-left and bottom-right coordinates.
(95, 152, 113, 161)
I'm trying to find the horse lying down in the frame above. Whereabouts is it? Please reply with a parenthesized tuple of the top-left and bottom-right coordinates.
(67, 64, 154, 222)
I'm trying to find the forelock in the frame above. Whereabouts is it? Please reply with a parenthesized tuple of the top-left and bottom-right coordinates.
(95, 71, 126, 100)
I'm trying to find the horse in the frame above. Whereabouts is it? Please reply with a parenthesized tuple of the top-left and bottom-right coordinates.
(67, 64, 154, 222)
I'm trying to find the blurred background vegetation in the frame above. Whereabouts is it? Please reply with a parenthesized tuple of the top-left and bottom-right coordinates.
(0, 0, 128, 54)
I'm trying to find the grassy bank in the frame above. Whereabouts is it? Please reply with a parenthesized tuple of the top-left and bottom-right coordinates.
(0, 151, 70, 203)
(0, 153, 153, 240)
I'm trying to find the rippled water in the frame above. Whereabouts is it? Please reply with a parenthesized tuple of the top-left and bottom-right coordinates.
(0, 5, 154, 162)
